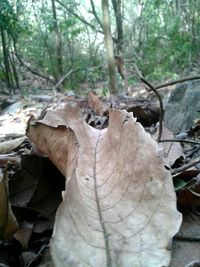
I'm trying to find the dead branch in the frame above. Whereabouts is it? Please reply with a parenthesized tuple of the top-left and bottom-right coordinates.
(160, 139, 200, 145)
(0, 155, 20, 165)
(174, 235, 200, 242)
(140, 78, 164, 143)
(171, 156, 200, 175)
(53, 69, 78, 91)
(15, 52, 55, 84)
(155, 75, 200, 90)
(56, 0, 103, 34)
(90, 0, 103, 29)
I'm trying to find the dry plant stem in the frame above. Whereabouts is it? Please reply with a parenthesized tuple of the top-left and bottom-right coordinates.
(140, 77, 164, 142)
(15, 50, 54, 83)
(160, 139, 200, 145)
(171, 157, 200, 175)
(174, 235, 200, 242)
(25, 244, 49, 267)
(52, 69, 79, 91)
(155, 75, 200, 90)
(185, 187, 200, 197)
(0, 155, 20, 165)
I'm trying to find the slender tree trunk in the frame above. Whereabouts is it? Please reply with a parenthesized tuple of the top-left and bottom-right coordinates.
(101, 0, 117, 94)
(51, 0, 63, 81)
(1, 26, 12, 92)
(32, 1, 57, 81)
(9, 51, 20, 91)
(111, 0, 123, 54)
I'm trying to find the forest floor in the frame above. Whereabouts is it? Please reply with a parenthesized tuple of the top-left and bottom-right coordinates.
(0, 80, 200, 267)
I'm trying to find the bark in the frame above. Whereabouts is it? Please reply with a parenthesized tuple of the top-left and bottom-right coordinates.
(51, 0, 63, 80)
(101, 0, 117, 94)
(0, 26, 12, 92)
(9, 51, 20, 91)
(111, 0, 123, 54)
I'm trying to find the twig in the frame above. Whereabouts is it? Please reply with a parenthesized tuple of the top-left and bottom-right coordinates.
(15, 52, 55, 84)
(55, 0, 117, 42)
(155, 75, 200, 90)
(160, 139, 200, 145)
(25, 244, 49, 267)
(53, 69, 78, 91)
(0, 155, 20, 165)
(171, 156, 200, 174)
(132, 63, 144, 79)
(140, 78, 164, 142)
(90, 0, 103, 29)
(174, 235, 200, 242)
(185, 187, 200, 197)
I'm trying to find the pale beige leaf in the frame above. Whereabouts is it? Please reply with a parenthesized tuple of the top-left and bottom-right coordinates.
(0, 137, 25, 154)
(27, 106, 182, 267)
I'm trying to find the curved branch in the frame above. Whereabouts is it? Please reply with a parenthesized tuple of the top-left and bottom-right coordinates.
(15, 52, 55, 84)
(160, 139, 200, 145)
(90, 0, 103, 29)
(155, 75, 200, 90)
(171, 156, 200, 174)
(141, 78, 164, 142)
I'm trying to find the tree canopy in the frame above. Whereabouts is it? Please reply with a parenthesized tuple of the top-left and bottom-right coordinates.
(0, 0, 200, 94)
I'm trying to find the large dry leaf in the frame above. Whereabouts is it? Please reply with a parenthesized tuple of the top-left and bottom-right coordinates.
(26, 105, 182, 267)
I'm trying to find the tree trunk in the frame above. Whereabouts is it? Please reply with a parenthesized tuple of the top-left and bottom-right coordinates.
(0, 26, 12, 92)
(9, 51, 20, 91)
(111, 0, 123, 54)
(101, 0, 117, 94)
(51, 0, 63, 81)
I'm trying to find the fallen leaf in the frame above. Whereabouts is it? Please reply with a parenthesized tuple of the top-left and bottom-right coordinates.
(173, 169, 200, 192)
(9, 155, 65, 234)
(14, 221, 34, 250)
(171, 211, 200, 267)
(0, 170, 18, 239)
(88, 92, 103, 116)
(27, 105, 182, 267)
(0, 154, 20, 166)
(127, 105, 159, 126)
(156, 126, 185, 168)
(177, 183, 200, 210)
(0, 137, 25, 154)
(173, 170, 200, 183)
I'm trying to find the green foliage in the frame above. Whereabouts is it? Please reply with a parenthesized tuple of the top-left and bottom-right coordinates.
(1, 0, 200, 93)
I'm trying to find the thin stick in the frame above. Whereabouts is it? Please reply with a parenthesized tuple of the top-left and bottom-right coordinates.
(155, 75, 200, 90)
(160, 139, 200, 145)
(53, 69, 78, 91)
(171, 157, 200, 174)
(174, 235, 200, 242)
(141, 78, 164, 142)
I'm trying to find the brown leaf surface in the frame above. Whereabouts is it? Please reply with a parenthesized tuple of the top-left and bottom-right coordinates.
(0, 170, 18, 239)
(26, 105, 182, 267)
(88, 91, 103, 115)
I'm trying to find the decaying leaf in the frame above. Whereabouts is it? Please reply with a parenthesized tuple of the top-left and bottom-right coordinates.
(0, 170, 18, 239)
(156, 126, 185, 168)
(177, 183, 200, 209)
(0, 137, 25, 154)
(26, 105, 182, 267)
(88, 92, 103, 116)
